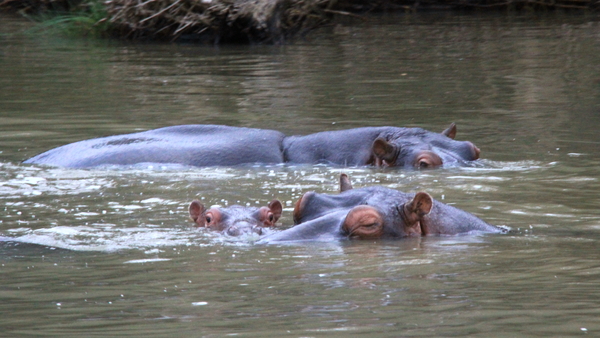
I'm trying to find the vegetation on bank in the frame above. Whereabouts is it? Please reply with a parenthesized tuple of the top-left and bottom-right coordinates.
(1, 0, 599, 43)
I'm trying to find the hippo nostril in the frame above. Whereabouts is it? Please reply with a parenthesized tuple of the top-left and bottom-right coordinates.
(253, 226, 263, 235)
(227, 226, 241, 236)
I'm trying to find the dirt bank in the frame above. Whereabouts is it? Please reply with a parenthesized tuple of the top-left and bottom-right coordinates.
(2, 0, 599, 43)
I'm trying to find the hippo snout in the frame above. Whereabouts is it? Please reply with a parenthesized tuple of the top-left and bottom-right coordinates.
(226, 226, 242, 236)
(226, 222, 263, 236)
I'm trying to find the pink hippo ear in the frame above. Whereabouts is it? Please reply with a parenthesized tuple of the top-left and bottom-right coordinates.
(259, 200, 283, 227)
(293, 192, 315, 225)
(188, 200, 206, 225)
(339, 173, 353, 192)
(405, 192, 433, 217)
(402, 192, 433, 235)
(372, 137, 399, 166)
(268, 199, 283, 223)
(441, 123, 457, 139)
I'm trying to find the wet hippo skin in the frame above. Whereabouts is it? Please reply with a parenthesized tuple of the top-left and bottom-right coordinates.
(24, 125, 286, 168)
(24, 123, 479, 169)
(189, 199, 283, 236)
(257, 174, 504, 243)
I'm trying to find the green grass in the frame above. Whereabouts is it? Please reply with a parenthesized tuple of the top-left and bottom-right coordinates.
(27, 0, 112, 38)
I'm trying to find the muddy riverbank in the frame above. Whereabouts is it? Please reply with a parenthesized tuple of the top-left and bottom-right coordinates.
(2, 0, 598, 43)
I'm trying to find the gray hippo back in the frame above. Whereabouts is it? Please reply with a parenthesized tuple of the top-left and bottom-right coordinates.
(24, 125, 286, 168)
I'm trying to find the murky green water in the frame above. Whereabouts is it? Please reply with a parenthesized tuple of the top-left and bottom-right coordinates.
(2, 11, 600, 337)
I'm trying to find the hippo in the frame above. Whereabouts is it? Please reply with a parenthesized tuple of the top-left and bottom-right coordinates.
(23, 125, 286, 168)
(257, 174, 504, 243)
(189, 199, 283, 236)
(283, 123, 480, 168)
(24, 123, 479, 169)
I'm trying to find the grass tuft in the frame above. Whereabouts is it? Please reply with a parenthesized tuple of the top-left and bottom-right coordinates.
(26, 0, 112, 38)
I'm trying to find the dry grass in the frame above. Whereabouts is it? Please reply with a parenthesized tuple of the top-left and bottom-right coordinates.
(2, 0, 599, 43)
(104, 0, 332, 43)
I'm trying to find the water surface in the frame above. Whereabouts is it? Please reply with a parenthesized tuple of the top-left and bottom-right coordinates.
(1, 11, 600, 337)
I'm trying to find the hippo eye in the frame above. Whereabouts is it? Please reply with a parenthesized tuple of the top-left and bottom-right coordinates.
(415, 152, 442, 169)
(205, 212, 215, 225)
(203, 210, 223, 229)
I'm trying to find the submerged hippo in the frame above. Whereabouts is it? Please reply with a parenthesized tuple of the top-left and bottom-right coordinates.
(24, 123, 479, 169)
(189, 199, 282, 236)
(257, 174, 504, 243)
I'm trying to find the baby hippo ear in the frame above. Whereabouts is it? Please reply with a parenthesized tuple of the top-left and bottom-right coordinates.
(403, 192, 433, 222)
(268, 199, 283, 223)
(189, 200, 206, 225)
(259, 200, 283, 227)
(441, 122, 457, 139)
(372, 137, 399, 164)
(339, 173, 353, 192)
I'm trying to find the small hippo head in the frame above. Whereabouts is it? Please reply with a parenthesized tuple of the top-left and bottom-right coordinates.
(189, 200, 283, 236)
(371, 123, 481, 169)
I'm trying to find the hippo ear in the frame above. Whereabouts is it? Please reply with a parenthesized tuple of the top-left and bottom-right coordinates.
(340, 173, 353, 192)
(372, 138, 399, 164)
(268, 199, 283, 222)
(258, 200, 283, 227)
(189, 200, 206, 224)
(402, 192, 433, 235)
(293, 191, 315, 225)
(441, 123, 457, 139)
(403, 192, 433, 223)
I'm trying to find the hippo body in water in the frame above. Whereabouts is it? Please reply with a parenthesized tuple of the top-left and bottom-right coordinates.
(24, 123, 480, 169)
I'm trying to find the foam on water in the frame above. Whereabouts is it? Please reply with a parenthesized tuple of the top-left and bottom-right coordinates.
(4, 225, 211, 252)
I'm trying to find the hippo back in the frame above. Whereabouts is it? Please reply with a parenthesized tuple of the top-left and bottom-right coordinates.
(24, 125, 286, 168)
(422, 201, 503, 235)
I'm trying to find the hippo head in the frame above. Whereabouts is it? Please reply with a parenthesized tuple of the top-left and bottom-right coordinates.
(292, 175, 432, 239)
(262, 174, 500, 243)
(189, 200, 282, 236)
(371, 123, 481, 169)
(340, 191, 433, 239)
